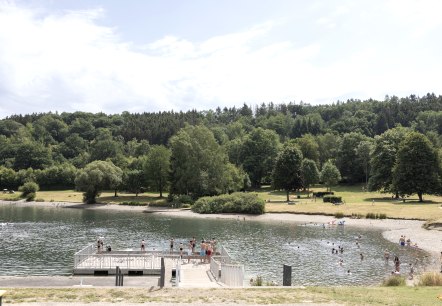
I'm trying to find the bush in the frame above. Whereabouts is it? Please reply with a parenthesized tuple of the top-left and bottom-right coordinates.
(19, 182, 39, 199)
(35, 198, 45, 202)
(418, 272, 442, 286)
(192, 193, 265, 214)
(323, 196, 342, 203)
(25, 192, 36, 201)
(120, 201, 148, 206)
(334, 212, 344, 218)
(382, 275, 406, 286)
(313, 191, 334, 198)
(181, 204, 191, 209)
(366, 213, 387, 219)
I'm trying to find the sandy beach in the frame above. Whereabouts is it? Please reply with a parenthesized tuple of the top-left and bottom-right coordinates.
(1, 200, 441, 259)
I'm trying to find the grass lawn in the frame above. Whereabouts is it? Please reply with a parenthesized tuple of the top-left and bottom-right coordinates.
(1, 185, 441, 221)
(0, 190, 168, 206)
(257, 184, 442, 221)
(2, 286, 442, 305)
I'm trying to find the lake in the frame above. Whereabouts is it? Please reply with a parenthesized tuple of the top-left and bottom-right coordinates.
(0, 204, 431, 286)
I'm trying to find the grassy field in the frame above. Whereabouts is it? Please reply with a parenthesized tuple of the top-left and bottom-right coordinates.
(1, 286, 442, 305)
(1, 185, 441, 221)
(0, 190, 168, 205)
(257, 185, 442, 221)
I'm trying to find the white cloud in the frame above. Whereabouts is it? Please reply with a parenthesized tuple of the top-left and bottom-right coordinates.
(0, 1, 441, 118)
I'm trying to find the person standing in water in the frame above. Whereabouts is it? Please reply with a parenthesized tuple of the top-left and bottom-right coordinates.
(141, 239, 146, 252)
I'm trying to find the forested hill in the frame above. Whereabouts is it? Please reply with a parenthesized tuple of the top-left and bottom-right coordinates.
(0, 93, 441, 194)
(4, 93, 442, 145)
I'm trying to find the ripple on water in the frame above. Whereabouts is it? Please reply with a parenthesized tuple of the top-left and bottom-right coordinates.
(0, 204, 433, 285)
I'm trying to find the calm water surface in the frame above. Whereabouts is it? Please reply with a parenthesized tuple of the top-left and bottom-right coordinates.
(0, 204, 432, 286)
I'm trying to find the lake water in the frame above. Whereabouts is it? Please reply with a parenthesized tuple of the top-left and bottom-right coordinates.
(0, 204, 432, 286)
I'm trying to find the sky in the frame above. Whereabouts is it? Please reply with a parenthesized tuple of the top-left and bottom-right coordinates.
(0, 0, 442, 118)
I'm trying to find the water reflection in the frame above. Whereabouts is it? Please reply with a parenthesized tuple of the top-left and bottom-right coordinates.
(0, 204, 431, 285)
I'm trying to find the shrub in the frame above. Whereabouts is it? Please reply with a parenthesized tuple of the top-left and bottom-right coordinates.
(366, 212, 376, 219)
(418, 272, 442, 286)
(35, 198, 45, 202)
(313, 191, 334, 198)
(251, 276, 263, 286)
(25, 192, 36, 201)
(181, 203, 191, 209)
(366, 213, 387, 219)
(192, 193, 265, 214)
(334, 212, 344, 218)
(19, 182, 39, 199)
(323, 196, 342, 203)
(382, 275, 406, 286)
(120, 201, 148, 206)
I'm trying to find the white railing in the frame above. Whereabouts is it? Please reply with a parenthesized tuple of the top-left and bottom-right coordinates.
(74, 244, 95, 268)
(220, 263, 244, 286)
(175, 259, 181, 286)
(209, 245, 244, 287)
(210, 257, 221, 280)
(74, 252, 162, 270)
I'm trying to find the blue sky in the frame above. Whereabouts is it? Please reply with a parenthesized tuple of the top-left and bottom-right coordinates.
(0, 0, 441, 118)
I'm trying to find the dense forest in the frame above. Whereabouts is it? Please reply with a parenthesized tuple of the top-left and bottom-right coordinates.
(0, 93, 441, 203)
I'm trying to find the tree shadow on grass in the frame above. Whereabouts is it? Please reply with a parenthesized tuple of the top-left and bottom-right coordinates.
(363, 197, 440, 205)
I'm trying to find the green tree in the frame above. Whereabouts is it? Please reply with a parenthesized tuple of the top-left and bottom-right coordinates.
(392, 132, 441, 202)
(241, 128, 280, 187)
(123, 169, 145, 196)
(368, 127, 409, 196)
(301, 158, 320, 196)
(272, 144, 303, 201)
(169, 125, 229, 197)
(336, 132, 370, 183)
(295, 134, 320, 165)
(19, 181, 39, 201)
(356, 140, 374, 189)
(75, 160, 123, 204)
(144, 145, 171, 198)
(0, 166, 17, 190)
(320, 160, 341, 192)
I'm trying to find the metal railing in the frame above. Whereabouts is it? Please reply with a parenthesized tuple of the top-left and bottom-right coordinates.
(73, 244, 95, 268)
(209, 245, 244, 287)
(74, 249, 162, 270)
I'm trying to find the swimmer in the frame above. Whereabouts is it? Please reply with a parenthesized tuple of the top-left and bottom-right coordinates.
(360, 253, 364, 261)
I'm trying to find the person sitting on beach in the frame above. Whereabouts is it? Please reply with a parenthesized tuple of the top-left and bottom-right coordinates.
(406, 238, 411, 246)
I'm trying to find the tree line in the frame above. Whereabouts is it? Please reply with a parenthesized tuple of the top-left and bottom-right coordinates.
(0, 93, 441, 203)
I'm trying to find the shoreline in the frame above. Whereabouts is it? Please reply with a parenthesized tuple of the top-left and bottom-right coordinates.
(1, 200, 441, 258)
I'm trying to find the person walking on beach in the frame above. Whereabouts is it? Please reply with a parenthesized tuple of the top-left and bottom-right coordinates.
(141, 239, 145, 252)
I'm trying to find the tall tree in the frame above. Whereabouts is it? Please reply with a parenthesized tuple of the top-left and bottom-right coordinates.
(301, 158, 320, 196)
(75, 160, 123, 203)
(356, 140, 374, 189)
(241, 128, 280, 187)
(320, 160, 341, 192)
(144, 145, 171, 198)
(392, 132, 441, 202)
(272, 144, 303, 201)
(169, 125, 230, 197)
(368, 127, 409, 196)
(336, 132, 370, 183)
